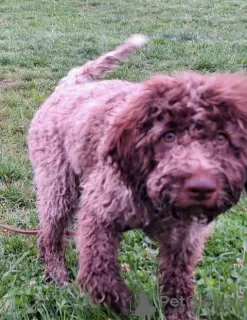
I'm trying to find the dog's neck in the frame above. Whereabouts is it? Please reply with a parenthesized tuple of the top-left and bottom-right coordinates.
(133, 186, 163, 227)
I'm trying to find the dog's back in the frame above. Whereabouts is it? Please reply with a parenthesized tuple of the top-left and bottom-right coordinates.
(28, 35, 147, 176)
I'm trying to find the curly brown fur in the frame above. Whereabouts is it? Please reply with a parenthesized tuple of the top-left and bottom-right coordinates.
(28, 34, 247, 319)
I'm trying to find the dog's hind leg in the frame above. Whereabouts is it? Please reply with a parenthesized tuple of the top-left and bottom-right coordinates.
(35, 161, 79, 284)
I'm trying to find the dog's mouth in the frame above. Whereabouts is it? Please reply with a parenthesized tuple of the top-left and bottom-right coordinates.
(170, 206, 220, 224)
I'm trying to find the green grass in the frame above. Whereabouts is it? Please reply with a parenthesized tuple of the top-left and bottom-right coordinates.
(0, 0, 247, 319)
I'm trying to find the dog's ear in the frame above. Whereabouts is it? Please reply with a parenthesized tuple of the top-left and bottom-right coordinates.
(207, 74, 247, 190)
(205, 73, 247, 120)
(103, 76, 176, 186)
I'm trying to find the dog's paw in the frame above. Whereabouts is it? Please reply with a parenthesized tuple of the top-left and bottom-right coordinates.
(164, 306, 194, 320)
(45, 267, 69, 285)
(106, 282, 134, 316)
(78, 275, 133, 316)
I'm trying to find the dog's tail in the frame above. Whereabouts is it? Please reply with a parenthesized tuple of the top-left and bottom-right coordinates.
(59, 34, 148, 86)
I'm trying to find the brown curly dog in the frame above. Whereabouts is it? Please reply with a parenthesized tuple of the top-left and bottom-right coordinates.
(28, 35, 247, 319)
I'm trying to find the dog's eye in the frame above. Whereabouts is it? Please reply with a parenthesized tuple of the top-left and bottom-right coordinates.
(164, 131, 176, 143)
(216, 133, 227, 144)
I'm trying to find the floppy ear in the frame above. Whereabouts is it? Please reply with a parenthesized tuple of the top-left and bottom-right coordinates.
(206, 73, 247, 190)
(205, 73, 247, 120)
(103, 76, 176, 188)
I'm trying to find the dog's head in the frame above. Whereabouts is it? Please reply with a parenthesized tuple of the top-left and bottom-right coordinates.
(104, 73, 247, 223)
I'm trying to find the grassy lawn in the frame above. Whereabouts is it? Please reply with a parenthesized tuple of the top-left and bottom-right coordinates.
(0, 0, 247, 319)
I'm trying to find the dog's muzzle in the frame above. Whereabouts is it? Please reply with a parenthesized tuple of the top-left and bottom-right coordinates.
(183, 171, 218, 206)
(169, 171, 221, 224)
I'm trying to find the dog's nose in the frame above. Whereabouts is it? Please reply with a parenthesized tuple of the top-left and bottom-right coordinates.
(184, 173, 217, 201)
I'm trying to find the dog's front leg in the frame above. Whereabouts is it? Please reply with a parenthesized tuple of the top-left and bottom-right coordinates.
(159, 241, 195, 320)
(76, 211, 133, 316)
(158, 222, 210, 320)
(145, 219, 210, 320)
